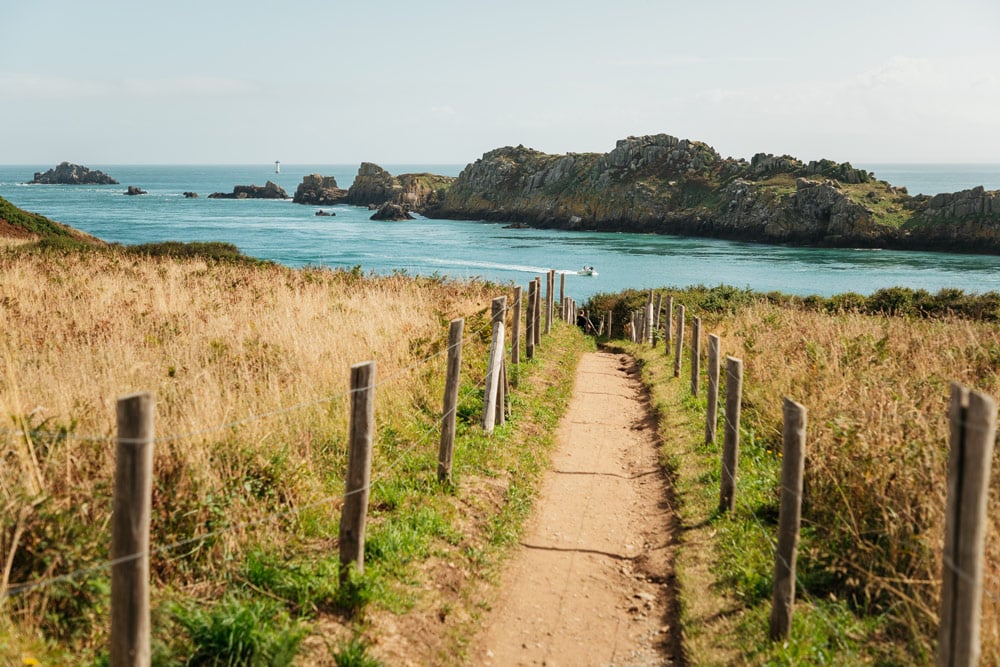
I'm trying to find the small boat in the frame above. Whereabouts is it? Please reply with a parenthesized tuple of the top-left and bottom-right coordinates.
(577, 265, 598, 276)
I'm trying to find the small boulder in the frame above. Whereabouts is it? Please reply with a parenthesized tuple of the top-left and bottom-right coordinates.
(124, 185, 147, 195)
(183, 191, 199, 198)
(315, 209, 336, 216)
(370, 202, 413, 221)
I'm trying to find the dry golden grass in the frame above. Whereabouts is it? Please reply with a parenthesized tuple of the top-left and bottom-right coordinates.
(709, 302, 1000, 660)
(0, 249, 500, 655)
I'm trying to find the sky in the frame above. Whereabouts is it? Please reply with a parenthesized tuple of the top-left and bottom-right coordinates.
(1, 0, 999, 165)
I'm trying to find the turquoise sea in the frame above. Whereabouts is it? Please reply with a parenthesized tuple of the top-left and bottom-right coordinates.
(2, 163, 1000, 301)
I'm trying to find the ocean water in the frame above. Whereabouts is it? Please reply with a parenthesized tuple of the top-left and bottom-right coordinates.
(2, 163, 1000, 302)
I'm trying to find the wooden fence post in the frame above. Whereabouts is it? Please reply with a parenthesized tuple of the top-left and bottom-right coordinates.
(511, 286, 521, 365)
(533, 277, 542, 347)
(770, 398, 807, 640)
(340, 361, 376, 584)
(495, 359, 509, 426)
(719, 356, 743, 513)
(111, 392, 154, 667)
(526, 282, 536, 360)
(645, 299, 654, 345)
(560, 272, 565, 312)
(545, 270, 554, 335)
(665, 296, 674, 354)
(937, 383, 997, 667)
(690, 316, 701, 396)
(437, 319, 464, 483)
(605, 310, 611, 338)
(653, 292, 663, 329)
(673, 305, 685, 378)
(482, 296, 507, 433)
(705, 334, 721, 445)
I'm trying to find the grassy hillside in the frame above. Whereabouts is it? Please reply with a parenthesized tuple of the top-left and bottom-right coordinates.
(0, 196, 103, 246)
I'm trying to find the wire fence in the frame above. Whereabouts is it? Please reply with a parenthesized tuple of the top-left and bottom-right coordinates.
(1, 288, 532, 604)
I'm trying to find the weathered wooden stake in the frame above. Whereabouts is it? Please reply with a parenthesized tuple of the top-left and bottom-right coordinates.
(482, 296, 507, 433)
(770, 398, 807, 641)
(340, 361, 376, 584)
(645, 300, 654, 345)
(705, 334, 721, 444)
(653, 292, 663, 329)
(937, 383, 997, 667)
(526, 282, 536, 360)
(511, 286, 522, 365)
(545, 270, 554, 335)
(665, 296, 674, 352)
(719, 356, 743, 513)
(437, 319, 464, 483)
(690, 316, 701, 396)
(533, 277, 542, 347)
(673, 305, 685, 377)
(495, 358, 508, 426)
(559, 272, 565, 311)
(111, 392, 154, 667)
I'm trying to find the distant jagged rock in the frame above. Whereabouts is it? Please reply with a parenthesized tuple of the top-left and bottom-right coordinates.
(346, 163, 455, 211)
(124, 185, 147, 196)
(293, 174, 348, 205)
(423, 132, 1000, 253)
(314, 209, 336, 216)
(183, 191, 198, 198)
(208, 181, 288, 199)
(29, 162, 118, 185)
(370, 202, 413, 221)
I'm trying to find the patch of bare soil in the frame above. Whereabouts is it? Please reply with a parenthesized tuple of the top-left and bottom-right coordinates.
(475, 351, 680, 666)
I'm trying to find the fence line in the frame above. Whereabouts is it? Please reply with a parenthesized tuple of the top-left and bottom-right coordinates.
(2, 284, 552, 603)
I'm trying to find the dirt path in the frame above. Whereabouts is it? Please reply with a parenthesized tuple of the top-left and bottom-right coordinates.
(477, 350, 679, 666)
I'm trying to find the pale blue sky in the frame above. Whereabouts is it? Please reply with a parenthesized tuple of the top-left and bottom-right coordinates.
(2, 0, 998, 164)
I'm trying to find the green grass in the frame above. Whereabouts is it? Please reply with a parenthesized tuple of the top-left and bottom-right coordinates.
(627, 335, 910, 665)
(0, 196, 78, 239)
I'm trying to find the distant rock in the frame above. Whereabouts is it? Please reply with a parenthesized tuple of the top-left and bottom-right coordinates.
(29, 162, 118, 185)
(208, 180, 288, 199)
(293, 174, 348, 205)
(370, 202, 413, 221)
(124, 185, 147, 196)
(315, 209, 336, 216)
(503, 222, 530, 229)
(346, 162, 456, 212)
(183, 191, 199, 198)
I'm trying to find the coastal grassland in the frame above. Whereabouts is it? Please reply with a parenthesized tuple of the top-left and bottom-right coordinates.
(0, 245, 587, 664)
(593, 287, 1000, 664)
(0, 195, 104, 246)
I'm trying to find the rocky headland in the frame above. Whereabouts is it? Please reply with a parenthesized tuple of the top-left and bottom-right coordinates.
(29, 162, 118, 185)
(421, 134, 1000, 253)
(208, 181, 288, 199)
(292, 174, 348, 205)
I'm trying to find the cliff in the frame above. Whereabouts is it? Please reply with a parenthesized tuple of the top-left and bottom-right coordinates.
(29, 162, 118, 185)
(424, 134, 1000, 253)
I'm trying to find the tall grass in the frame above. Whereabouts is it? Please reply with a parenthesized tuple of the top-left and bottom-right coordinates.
(601, 286, 1000, 662)
(0, 247, 500, 659)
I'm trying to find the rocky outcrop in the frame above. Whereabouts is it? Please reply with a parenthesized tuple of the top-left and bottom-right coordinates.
(293, 174, 348, 205)
(370, 202, 413, 221)
(183, 192, 198, 198)
(208, 181, 288, 199)
(29, 162, 118, 185)
(124, 186, 147, 196)
(345, 163, 455, 212)
(423, 133, 1000, 253)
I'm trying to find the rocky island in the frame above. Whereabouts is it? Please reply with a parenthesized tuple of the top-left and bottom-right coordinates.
(419, 134, 1000, 254)
(291, 164, 456, 216)
(29, 162, 118, 185)
(208, 181, 288, 199)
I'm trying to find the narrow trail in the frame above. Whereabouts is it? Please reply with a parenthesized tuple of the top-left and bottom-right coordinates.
(477, 350, 680, 666)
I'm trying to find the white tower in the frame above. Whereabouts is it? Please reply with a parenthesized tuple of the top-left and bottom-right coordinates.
(275, 160, 280, 174)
